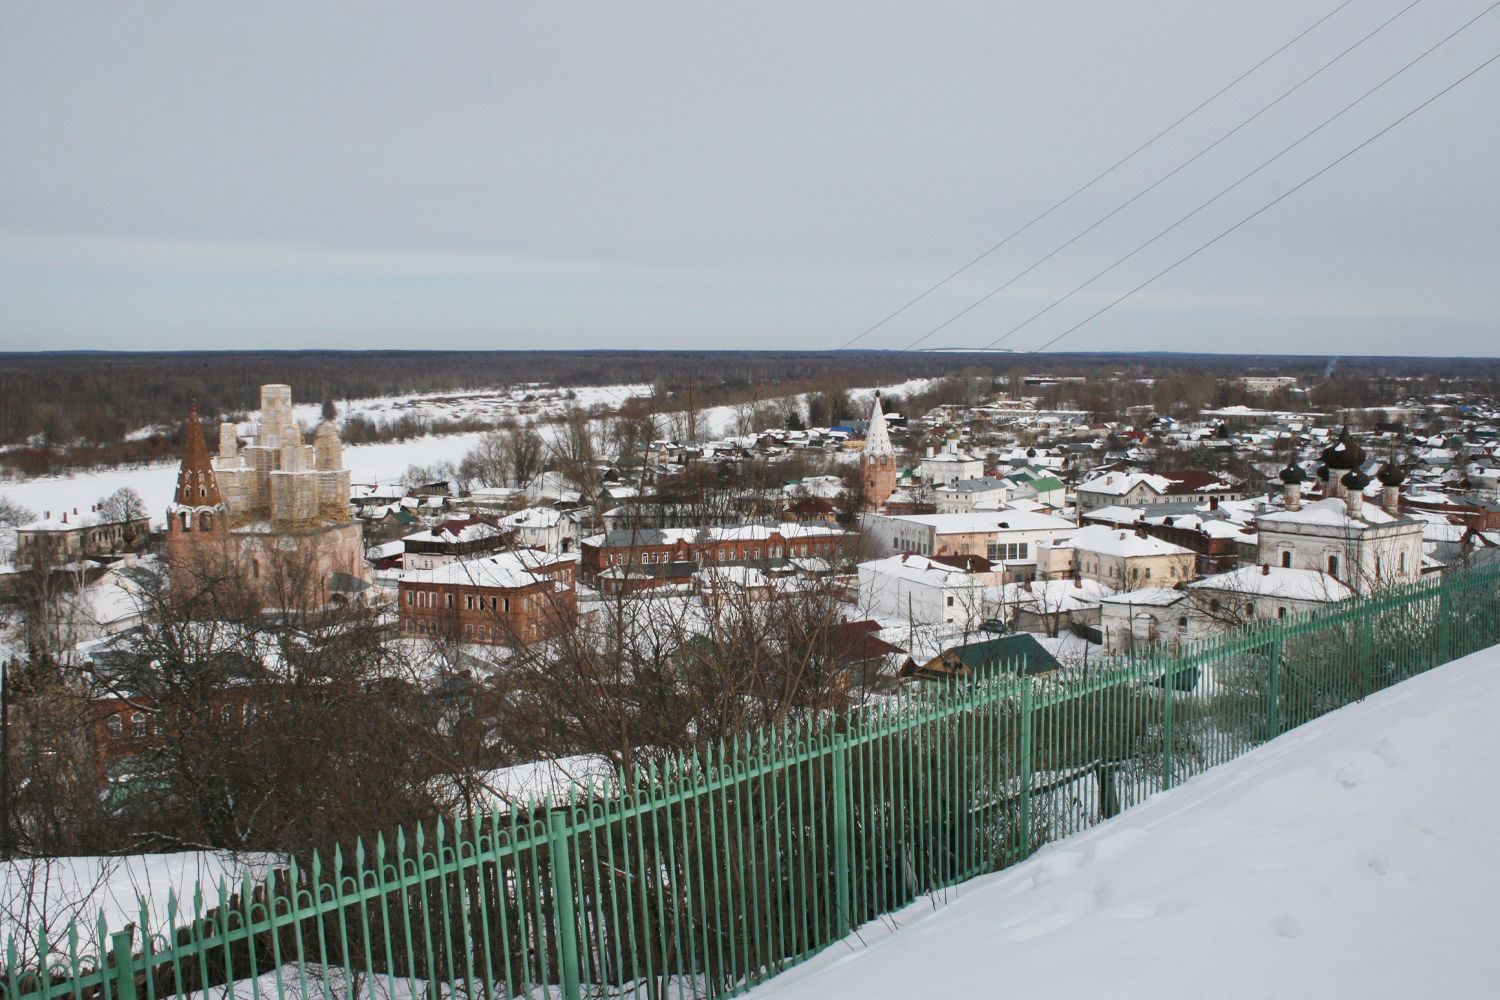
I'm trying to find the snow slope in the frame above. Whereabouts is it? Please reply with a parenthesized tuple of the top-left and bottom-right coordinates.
(748, 644, 1500, 1000)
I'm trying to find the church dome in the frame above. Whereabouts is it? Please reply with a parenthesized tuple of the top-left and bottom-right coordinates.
(1320, 426, 1364, 470)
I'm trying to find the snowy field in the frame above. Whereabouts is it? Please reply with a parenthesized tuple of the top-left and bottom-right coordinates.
(0, 379, 934, 527)
(746, 643, 1500, 1000)
(0, 434, 492, 528)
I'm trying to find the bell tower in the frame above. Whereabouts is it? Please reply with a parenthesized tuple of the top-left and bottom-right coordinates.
(167, 402, 230, 570)
(860, 393, 898, 511)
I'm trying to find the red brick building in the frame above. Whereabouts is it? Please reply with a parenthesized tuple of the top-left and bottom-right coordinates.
(397, 550, 578, 644)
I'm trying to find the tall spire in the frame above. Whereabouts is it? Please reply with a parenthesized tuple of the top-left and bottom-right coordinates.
(865, 392, 893, 457)
(175, 402, 224, 507)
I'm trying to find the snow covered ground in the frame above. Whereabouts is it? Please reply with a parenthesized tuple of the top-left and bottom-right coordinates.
(747, 643, 1500, 1000)
(0, 853, 270, 945)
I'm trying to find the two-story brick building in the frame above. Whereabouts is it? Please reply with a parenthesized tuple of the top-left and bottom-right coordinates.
(397, 550, 578, 644)
(579, 522, 854, 593)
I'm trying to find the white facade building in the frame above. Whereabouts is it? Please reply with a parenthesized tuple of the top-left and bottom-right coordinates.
(1254, 497, 1423, 595)
(857, 553, 993, 626)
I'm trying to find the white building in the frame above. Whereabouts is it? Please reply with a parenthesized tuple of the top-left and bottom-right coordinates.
(934, 478, 1013, 513)
(920, 431, 984, 487)
(857, 553, 993, 626)
(1255, 497, 1422, 595)
(498, 506, 581, 554)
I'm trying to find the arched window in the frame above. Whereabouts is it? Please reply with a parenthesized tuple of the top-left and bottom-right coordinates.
(130, 712, 146, 736)
(107, 714, 124, 738)
(200, 513, 212, 531)
(180, 511, 191, 531)
(1281, 551, 1292, 568)
(1328, 555, 1340, 578)
(1178, 616, 1188, 628)
(1278, 607, 1288, 619)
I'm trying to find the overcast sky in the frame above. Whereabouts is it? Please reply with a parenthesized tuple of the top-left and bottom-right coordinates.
(2, 1, 1497, 356)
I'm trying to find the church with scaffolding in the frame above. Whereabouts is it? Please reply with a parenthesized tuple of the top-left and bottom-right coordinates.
(167, 385, 369, 605)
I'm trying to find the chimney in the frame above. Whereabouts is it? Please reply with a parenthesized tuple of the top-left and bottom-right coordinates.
(62, 512, 67, 523)
(1262, 563, 1270, 576)
(1073, 573, 1082, 588)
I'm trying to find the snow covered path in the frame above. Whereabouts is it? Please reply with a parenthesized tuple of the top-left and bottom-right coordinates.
(748, 644, 1500, 1000)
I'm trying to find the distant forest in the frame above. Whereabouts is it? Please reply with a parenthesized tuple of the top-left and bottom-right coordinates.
(0, 350, 1496, 477)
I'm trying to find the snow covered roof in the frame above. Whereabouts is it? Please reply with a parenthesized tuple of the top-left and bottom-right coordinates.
(1257, 497, 1409, 530)
(1098, 586, 1186, 608)
(499, 506, 566, 529)
(1042, 524, 1196, 559)
(403, 520, 505, 545)
(395, 550, 571, 590)
(1189, 565, 1353, 602)
(992, 577, 1114, 611)
(859, 553, 990, 589)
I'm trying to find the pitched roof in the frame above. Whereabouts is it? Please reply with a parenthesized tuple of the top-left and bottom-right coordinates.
(174, 402, 223, 508)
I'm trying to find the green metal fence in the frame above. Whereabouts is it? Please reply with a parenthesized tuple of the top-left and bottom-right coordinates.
(7, 563, 1500, 1000)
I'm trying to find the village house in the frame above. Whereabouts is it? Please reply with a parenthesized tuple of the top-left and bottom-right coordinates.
(857, 552, 994, 627)
(401, 516, 507, 570)
(497, 506, 582, 553)
(1035, 524, 1197, 590)
(396, 550, 578, 644)
(16, 506, 151, 562)
(1074, 471, 1241, 513)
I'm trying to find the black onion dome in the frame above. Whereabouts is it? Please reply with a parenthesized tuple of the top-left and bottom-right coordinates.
(1026, 447, 1037, 457)
(1377, 461, 1406, 487)
(1342, 468, 1371, 491)
(1317, 464, 1330, 482)
(1279, 462, 1307, 485)
(1320, 426, 1364, 470)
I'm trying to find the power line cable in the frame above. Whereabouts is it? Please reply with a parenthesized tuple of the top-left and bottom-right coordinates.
(1024, 44, 1500, 356)
(831, 0, 1361, 351)
(898, 0, 1428, 353)
(970, 0, 1500, 352)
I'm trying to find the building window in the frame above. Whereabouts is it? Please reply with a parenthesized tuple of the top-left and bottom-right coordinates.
(1145, 568, 1152, 579)
(201, 513, 212, 531)
(445, 593, 454, 609)
(107, 715, 123, 738)
(406, 590, 414, 606)
(464, 624, 473, 636)
(946, 595, 955, 606)
(1178, 617, 1188, 628)
(417, 592, 426, 608)
(1328, 555, 1340, 578)
(1278, 607, 1288, 619)
(502, 597, 510, 613)
(466, 595, 474, 610)
(1245, 603, 1255, 617)
(180, 511, 191, 531)
(1400, 551, 1406, 572)
(1281, 551, 1292, 568)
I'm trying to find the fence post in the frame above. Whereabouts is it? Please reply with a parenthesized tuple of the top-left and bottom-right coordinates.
(831, 739, 853, 939)
(1437, 584, 1452, 665)
(1161, 650, 1175, 791)
(111, 930, 137, 1000)
(1017, 679, 1033, 860)
(1267, 632, 1282, 740)
(1359, 612, 1373, 699)
(547, 810, 583, 1000)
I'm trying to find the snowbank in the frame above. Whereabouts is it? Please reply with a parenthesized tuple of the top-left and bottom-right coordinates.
(1, 853, 272, 942)
(748, 643, 1500, 1000)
